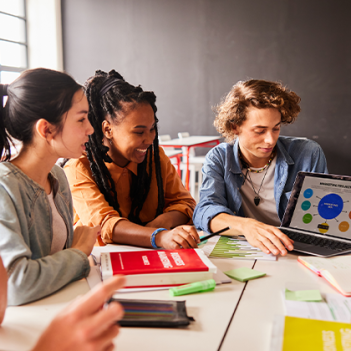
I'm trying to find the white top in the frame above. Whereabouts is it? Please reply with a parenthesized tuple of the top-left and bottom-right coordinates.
(240, 156, 281, 226)
(47, 192, 67, 254)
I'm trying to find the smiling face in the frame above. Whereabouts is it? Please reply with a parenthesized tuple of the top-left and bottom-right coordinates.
(52, 89, 94, 158)
(103, 102, 156, 167)
(234, 106, 281, 168)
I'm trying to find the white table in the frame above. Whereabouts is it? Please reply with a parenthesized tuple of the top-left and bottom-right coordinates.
(220, 253, 341, 351)
(0, 255, 254, 351)
(159, 136, 221, 190)
(1, 250, 345, 351)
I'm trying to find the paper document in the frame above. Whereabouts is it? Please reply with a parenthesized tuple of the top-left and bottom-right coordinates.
(270, 315, 351, 351)
(298, 255, 351, 295)
(202, 235, 276, 260)
(283, 289, 351, 323)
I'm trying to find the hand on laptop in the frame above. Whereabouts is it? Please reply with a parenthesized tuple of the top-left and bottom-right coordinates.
(210, 214, 294, 256)
(238, 218, 294, 256)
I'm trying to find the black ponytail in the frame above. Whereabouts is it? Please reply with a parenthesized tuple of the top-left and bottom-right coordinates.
(1, 68, 82, 162)
(0, 84, 12, 161)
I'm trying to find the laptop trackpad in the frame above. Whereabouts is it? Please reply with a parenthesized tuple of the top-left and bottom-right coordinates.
(293, 242, 341, 257)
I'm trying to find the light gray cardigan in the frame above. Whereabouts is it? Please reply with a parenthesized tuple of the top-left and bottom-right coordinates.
(0, 163, 89, 306)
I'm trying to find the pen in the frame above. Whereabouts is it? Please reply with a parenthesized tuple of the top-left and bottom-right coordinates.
(199, 226, 231, 242)
(90, 254, 98, 266)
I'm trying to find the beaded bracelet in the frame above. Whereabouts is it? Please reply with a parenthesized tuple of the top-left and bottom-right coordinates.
(150, 228, 167, 249)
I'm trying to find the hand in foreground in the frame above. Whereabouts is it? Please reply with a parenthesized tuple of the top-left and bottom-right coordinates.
(72, 225, 101, 256)
(155, 225, 200, 250)
(235, 218, 294, 256)
(32, 275, 125, 351)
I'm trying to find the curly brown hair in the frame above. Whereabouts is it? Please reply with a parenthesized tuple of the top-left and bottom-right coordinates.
(214, 79, 301, 142)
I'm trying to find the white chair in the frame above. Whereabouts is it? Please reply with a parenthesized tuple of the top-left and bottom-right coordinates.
(159, 134, 172, 142)
(158, 134, 181, 171)
(177, 132, 207, 164)
(177, 132, 207, 201)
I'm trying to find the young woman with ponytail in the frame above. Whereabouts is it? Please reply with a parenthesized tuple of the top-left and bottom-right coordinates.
(64, 70, 199, 250)
(0, 68, 104, 305)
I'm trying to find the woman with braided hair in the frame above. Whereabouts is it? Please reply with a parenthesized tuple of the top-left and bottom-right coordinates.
(64, 70, 199, 250)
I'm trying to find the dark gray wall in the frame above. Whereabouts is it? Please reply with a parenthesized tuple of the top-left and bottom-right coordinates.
(62, 0, 351, 174)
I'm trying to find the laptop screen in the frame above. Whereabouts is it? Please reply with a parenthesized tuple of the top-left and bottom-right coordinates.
(281, 172, 351, 241)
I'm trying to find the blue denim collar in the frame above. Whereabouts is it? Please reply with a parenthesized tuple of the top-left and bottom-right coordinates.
(229, 137, 294, 175)
(276, 138, 294, 166)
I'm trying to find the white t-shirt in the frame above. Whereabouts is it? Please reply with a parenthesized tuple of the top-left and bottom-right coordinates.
(47, 192, 68, 254)
(240, 156, 281, 226)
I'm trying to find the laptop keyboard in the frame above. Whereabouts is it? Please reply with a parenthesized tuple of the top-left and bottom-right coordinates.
(279, 228, 351, 252)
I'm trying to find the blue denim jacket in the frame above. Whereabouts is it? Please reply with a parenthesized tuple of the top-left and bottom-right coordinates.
(193, 136, 328, 232)
(0, 163, 90, 306)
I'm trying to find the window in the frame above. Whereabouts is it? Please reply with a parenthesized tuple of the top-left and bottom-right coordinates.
(0, 0, 27, 84)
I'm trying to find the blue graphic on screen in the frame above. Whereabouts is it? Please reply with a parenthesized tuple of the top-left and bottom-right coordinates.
(317, 193, 344, 220)
(303, 188, 313, 199)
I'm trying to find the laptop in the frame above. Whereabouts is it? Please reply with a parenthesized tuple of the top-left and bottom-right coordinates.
(279, 171, 351, 257)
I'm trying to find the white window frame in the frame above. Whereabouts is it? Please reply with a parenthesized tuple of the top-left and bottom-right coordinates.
(0, 1, 28, 82)
(26, 0, 63, 71)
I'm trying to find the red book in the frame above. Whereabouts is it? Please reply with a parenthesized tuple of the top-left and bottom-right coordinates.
(100, 249, 217, 288)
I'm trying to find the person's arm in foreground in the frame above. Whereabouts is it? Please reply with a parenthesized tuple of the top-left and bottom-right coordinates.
(32, 275, 125, 351)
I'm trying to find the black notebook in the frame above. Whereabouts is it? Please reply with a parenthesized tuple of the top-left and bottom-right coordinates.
(110, 298, 195, 328)
(280, 172, 351, 257)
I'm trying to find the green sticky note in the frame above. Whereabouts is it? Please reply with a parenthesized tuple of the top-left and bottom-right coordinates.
(224, 267, 266, 282)
(285, 289, 323, 302)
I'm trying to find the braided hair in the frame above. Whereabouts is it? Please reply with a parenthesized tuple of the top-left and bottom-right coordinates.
(84, 70, 164, 225)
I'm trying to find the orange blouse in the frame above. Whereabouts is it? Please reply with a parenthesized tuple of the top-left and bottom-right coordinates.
(64, 147, 196, 244)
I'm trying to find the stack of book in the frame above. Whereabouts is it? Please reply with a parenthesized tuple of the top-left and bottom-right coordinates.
(101, 248, 217, 288)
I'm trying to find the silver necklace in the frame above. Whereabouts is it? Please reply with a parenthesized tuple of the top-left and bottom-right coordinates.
(244, 165, 270, 206)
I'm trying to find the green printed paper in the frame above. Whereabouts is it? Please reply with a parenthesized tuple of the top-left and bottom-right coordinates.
(285, 289, 323, 302)
(207, 236, 276, 261)
(224, 267, 266, 282)
(282, 316, 351, 351)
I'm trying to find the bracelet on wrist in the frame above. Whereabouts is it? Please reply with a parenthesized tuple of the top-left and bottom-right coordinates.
(151, 228, 167, 249)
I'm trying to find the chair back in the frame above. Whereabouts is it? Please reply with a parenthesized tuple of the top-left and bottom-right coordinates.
(159, 134, 172, 142)
(177, 132, 195, 157)
(158, 134, 175, 151)
(178, 132, 190, 138)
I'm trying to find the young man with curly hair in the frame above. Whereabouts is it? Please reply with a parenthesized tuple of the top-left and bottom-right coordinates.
(193, 80, 328, 256)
